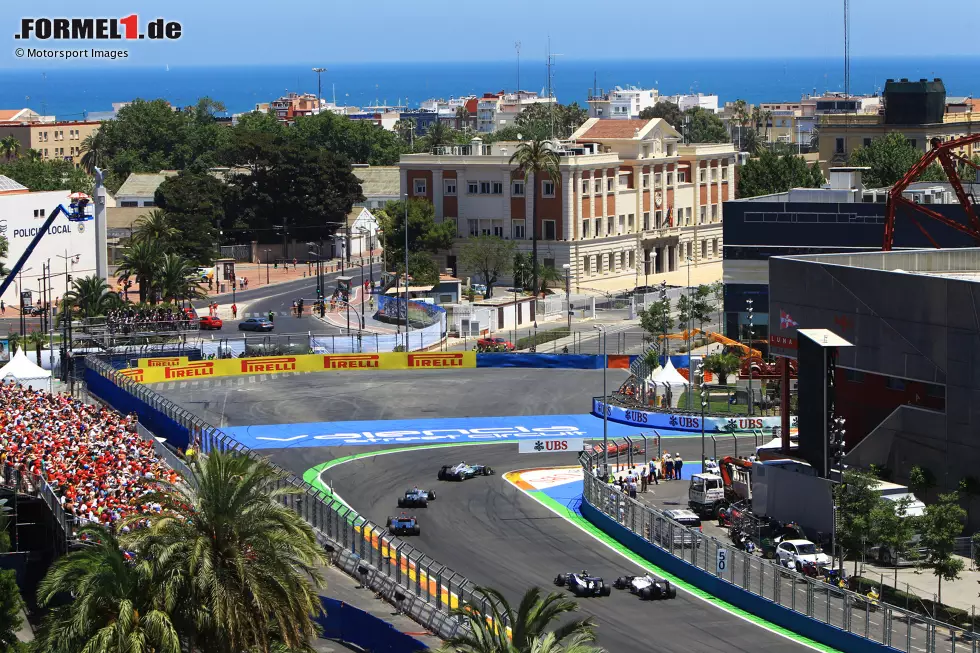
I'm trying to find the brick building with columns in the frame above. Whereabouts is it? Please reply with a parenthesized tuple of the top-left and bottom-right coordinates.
(397, 117, 735, 292)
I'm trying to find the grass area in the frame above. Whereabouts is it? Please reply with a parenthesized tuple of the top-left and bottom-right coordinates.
(514, 328, 570, 350)
(676, 388, 752, 415)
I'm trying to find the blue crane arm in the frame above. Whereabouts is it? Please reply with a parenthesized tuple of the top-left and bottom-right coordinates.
(0, 204, 70, 299)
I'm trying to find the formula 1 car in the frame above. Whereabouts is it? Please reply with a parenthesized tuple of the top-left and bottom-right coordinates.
(554, 571, 611, 597)
(386, 513, 421, 536)
(397, 488, 435, 508)
(613, 574, 677, 600)
(437, 462, 495, 481)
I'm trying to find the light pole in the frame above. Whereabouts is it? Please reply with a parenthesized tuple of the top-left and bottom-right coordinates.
(263, 248, 271, 285)
(562, 263, 571, 332)
(404, 193, 410, 351)
(312, 67, 327, 112)
(594, 325, 608, 479)
(830, 416, 846, 571)
(307, 242, 322, 298)
(697, 359, 707, 472)
(686, 255, 693, 409)
(746, 298, 754, 416)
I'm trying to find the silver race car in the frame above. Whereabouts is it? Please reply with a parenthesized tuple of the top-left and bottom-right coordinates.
(613, 574, 677, 600)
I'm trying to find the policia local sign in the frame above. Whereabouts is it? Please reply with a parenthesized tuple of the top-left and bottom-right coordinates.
(592, 398, 783, 434)
(121, 351, 476, 384)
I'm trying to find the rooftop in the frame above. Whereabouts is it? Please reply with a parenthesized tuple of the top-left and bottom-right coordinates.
(782, 248, 980, 283)
(115, 171, 178, 198)
(574, 119, 651, 140)
(353, 166, 400, 197)
(0, 175, 28, 194)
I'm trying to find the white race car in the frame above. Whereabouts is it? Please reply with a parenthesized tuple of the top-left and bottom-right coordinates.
(613, 574, 677, 600)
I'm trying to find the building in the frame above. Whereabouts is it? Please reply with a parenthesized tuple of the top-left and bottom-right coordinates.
(663, 93, 720, 113)
(818, 78, 980, 173)
(768, 248, 980, 522)
(0, 176, 99, 306)
(0, 120, 100, 166)
(476, 91, 556, 133)
(114, 172, 178, 207)
(353, 166, 400, 210)
(270, 93, 324, 124)
(331, 206, 380, 260)
(398, 117, 735, 293)
(722, 167, 980, 351)
(0, 109, 54, 124)
(587, 86, 659, 120)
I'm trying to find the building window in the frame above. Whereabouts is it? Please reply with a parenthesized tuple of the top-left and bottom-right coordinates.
(655, 173, 662, 187)
(628, 214, 634, 231)
(582, 220, 590, 238)
(711, 167, 718, 181)
(513, 219, 525, 239)
(606, 178, 614, 192)
(678, 170, 687, 183)
(685, 207, 692, 225)
(492, 181, 503, 195)
(594, 179, 601, 193)
(43, 148, 48, 157)
(618, 215, 625, 234)
(699, 168, 706, 183)
(480, 181, 491, 194)
(144, 201, 155, 208)
(863, 138, 872, 148)
(493, 225, 504, 237)
(607, 216, 615, 235)
(628, 250, 635, 269)
(713, 238, 719, 256)
(582, 179, 589, 193)
(444, 179, 457, 196)
(699, 206, 706, 223)
(642, 174, 649, 188)
(655, 210, 663, 228)
(543, 220, 556, 240)
(120, 201, 138, 208)
(618, 174, 629, 187)
(414, 178, 427, 195)
(722, 167, 728, 181)
(643, 212, 650, 230)
(667, 172, 674, 186)
(594, 218, 602, 237)
(468, 181, 479, 194)
(711, 205, 718, 221)
(701, 240, 707, 258)
(584, 256, 591, 276)
(542, 180, 555, 197)
(909, 139, 917, 149)
(835, 138, 845, 154)
(468, 219, 479, 237)
(513, 181, 525, 196)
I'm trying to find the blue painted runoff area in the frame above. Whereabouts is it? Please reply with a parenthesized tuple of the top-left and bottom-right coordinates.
(580, 499, 893, 653)
(317, 597, 428, 652)
(223, 413, 696, 450)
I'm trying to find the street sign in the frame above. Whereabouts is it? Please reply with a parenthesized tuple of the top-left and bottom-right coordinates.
(716, 548, 728, 575)
(518, 438, 585, 454)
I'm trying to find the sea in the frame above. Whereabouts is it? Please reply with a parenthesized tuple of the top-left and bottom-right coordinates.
(3, 56, 979, 120)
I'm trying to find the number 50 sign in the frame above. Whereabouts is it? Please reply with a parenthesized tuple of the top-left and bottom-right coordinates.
(716, 548, 728, 575)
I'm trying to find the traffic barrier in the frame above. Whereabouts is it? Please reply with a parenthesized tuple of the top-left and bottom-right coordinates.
(122, 352, 477, 384)
(316, 597, 429, 652)
(476, 353, 601, 369)
(137, 356, 188, 368)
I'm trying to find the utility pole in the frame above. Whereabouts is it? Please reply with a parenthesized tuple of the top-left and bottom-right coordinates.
(515, 41, 521, 118)
(313, 67, 327, 113)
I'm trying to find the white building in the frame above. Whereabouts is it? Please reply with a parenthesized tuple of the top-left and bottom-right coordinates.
(332, 207, 381, 259)
(0, 177, 99, 307)
(476, 91, 556, 133)
(114, 172, 177, 208)
(588, 86, 660, 120)
(664, 93, 720, 113)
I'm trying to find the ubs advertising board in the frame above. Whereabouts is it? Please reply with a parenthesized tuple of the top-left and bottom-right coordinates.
(0, 190, 98, 305)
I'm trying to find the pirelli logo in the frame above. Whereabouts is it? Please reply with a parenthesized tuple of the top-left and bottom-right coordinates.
(146, 357, 183, 367)
(164, 361, 215, 380)
(407, 353, 465, 368)
(120, 368, 144, 383)
(241, 357, 297, 373)
(325, 354, 380, 370)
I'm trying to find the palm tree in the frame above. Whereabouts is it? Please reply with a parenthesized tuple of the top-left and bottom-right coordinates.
(441, 586, 599, 653)
(157, 253, 205, 304)
(33, 526, 180, 653)
(132, 209, 177, 245)
(427, 120, 451, 150)
(538, 265, 564, 296)
(117, 240, 164, 304)
(24, 149, 42, 162)
(0, 136, 20, 161)
(64, 274, 121, 319)
(456, 106, 471, 131)
(121, 451, 326, 653)
(79, 130, 109, 174)
(6, 332, 20, 355)
(394, 118, 416, 146)
(510, 139, 561, 298)
(762, 110, 774, 142)
(25, 331, 46, 366)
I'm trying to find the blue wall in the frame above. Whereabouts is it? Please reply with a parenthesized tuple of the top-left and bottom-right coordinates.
(317, 597, 428, 652)
(580, 501, 893, 653)
(85, 368, 191, 450)
(477, 353, 602, 369)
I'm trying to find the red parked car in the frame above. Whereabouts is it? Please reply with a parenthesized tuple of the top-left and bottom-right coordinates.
(199, 315, 223, 330)
(476, 337, 515, 352)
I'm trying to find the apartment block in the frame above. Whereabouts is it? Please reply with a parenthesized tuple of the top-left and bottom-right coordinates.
(398, 118, 734, 292)
(588, 86, 659, 120)
(0, 119, 101, 167)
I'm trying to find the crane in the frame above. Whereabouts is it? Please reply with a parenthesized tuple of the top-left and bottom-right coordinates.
(0, 193, 94, 299)
(882, 133, 980, 251)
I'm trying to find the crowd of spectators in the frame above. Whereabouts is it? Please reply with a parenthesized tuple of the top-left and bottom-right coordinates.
(103, 306, 195, 334)
(0, 382, 180, 530)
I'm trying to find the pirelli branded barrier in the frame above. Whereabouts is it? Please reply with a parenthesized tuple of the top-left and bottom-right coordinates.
(122, 351, 477, 384)
(136, 356, 189, 368)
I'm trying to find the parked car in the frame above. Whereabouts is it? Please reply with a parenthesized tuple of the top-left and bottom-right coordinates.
(476, 337, 515, 352)
(238, 317, 274, 332)
(470, 284, 487, 295)
(649, 509, 702, 548)
(199, 315, 223, 330)
(776, 539, 832, 572)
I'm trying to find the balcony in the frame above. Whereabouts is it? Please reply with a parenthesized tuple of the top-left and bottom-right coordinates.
(432, 144, 493, 156)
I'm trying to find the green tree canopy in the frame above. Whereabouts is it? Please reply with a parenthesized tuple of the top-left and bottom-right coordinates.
(848, 132, 950, 188)
(640, 299, 673, 353)
(63, 275, 121, 319)
(703, 352, 740, 386)
(458, 235, 515, 298)
(736, 151, 825, 198)
(685, 107, 729, 144)
(290, 110, 406, 166)
(836, 468, 883, 574)
(919, 492, 967, 607)
(154, 172, 225, 264)
(0, 157, 92, 194)
(513, 102, 589, 140)
(638, 101, 683, 129)
(0, 568, 22, 653)
(376, 199, 455, 285)
(510, 139, 561, 296)
(870, 495, 919, 586)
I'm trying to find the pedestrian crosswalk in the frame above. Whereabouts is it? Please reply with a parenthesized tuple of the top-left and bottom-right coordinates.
(157, 371, 315, 391)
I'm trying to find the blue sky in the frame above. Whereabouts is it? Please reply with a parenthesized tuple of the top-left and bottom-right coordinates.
(3, 0, 979, 68)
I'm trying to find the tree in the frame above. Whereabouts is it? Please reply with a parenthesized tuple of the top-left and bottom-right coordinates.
(154, 171, 225, 264)
(393, 118, 417, 146)
(919, 492, 967, 607)
(685, 107, 729, 144)
(835, 468, 883, 574)
(5, 333, 19, 355)
(0, 235, 8, 278)
(132, 209, 177, 246)
(640, 300, 673, 354)
(426, 120, 452, 150)
(458, 235, 515, 299)
(25, 331, 46, 367)
(0, 157, 92, 194)
(958, 475, 980, 525)
(0, 136, 20, 162)
(63, 275, 120, 319)
(538, 264, 564, 296)
(33, 525, 180, 653)
(908, 465, 936, 498)
(691, 285, 713, 331)
(709, 281, 724, 328)
(440, 586, 598, 653)
(290, 110, 406, 166)
(736, 150, 824, 199)
(377, 199, 455, 282)
(121, 451, 326, 653)
(156, 254, 206, 304)
(455, 106, 471, 131)
(703, 352, 740, 386)
(638, 101, 683, 129)
(79, 130, 108, 174)
(510, 139, 561, 298)
(513, 252, 533, 291)
(676, 294, 692, 333)
(0, 569, 23, 653)
(514, 103, 589, 141)
(848, 132, 926, 188)
(740, 128, 762, 156)
(117, 240, 164, 304)
(870, 495, 919, 586)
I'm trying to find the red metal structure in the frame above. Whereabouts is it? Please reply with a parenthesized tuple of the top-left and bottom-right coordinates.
(883, 134, 980, 250)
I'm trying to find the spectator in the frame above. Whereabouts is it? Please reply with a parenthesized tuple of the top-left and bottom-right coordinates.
(102, 306, 193, 334)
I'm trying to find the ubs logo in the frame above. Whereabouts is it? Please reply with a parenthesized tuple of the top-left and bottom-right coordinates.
(0, 220, 6, 234)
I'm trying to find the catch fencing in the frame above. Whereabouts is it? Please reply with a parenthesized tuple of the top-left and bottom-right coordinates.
(579, 442, 975, 653)
(83, 356, 495, 641)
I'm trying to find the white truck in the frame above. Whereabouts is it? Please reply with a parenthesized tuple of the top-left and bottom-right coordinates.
(688, 473, 726, 519)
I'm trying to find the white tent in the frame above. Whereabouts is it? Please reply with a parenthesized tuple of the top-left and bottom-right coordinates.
(0, 349, 52, 392)
(651, 359, 690, 407)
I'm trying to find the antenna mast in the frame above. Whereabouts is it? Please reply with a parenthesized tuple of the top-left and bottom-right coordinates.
(843, 0, 851, 160)
(516, 41, 522, 117)
(546, 37, 563, 140)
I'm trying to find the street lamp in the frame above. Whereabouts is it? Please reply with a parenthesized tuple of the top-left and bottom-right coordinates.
(312, 67, 327, 112)
(594, 325, 609, 479)
(746, 298, 754, 416)
(263, 248, 271, 285)
(697, 359, 707, 473)
(562, 263, 571, 332)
